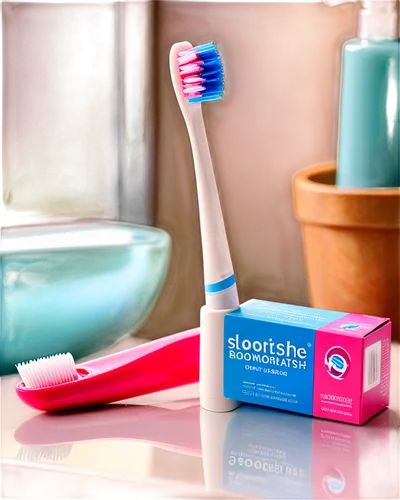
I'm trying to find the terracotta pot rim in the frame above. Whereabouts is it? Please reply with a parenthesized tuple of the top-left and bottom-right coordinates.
(294, 162, 400, 229)
(295, 162, 400, 198)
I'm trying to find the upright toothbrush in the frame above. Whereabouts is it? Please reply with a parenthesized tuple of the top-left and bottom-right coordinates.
(170, 41, 240, 413)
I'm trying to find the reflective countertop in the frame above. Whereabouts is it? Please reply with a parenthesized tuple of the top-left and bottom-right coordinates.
(1, 339, 399, 499)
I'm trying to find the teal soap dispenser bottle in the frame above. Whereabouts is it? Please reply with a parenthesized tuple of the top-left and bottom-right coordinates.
(330, 0, 400, 187)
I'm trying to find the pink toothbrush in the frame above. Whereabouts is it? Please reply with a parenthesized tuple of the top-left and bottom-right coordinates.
(16, 328, 200, 412)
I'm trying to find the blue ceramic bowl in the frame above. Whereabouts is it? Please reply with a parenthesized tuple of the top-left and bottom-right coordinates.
(0, 221, 171, 375)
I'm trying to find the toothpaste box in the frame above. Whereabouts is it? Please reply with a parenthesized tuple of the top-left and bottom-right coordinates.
(224, 300, 391, 425)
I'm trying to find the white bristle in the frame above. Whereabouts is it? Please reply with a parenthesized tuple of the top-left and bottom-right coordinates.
(16, 353, 79, 389)
(17, 444, 74, 463)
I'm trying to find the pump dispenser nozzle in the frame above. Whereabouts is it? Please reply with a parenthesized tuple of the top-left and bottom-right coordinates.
(325, 0, 399, 39)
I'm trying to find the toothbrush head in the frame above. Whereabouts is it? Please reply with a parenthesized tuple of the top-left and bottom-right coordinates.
(177, 42, 224, 103)
(16, 353, 79, 389)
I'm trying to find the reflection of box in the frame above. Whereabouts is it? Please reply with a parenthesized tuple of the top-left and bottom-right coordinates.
(312, 409, 392, 499)
(224, 300, 391, 424)
(223, 406, 392, 499)
(223, 406, 312, 499)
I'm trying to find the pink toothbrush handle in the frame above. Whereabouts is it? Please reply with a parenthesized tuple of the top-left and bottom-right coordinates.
(16, 328, 200, 412)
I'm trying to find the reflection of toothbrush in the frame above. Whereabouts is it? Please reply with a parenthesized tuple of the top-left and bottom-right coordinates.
(200, 407, 236, 493)
(15, 403, 202, 458)
(16, 328, 200, 412)
(170, 41, 240, 413)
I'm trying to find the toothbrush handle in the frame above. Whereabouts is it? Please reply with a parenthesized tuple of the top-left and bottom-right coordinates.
(186, 110, 239, 310)
(79, 328, 201, 407)
(17, 328, 201, 412)
(200, 306, 240, 413)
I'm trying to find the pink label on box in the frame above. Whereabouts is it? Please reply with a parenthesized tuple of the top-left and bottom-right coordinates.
(313, 327, 364, 424)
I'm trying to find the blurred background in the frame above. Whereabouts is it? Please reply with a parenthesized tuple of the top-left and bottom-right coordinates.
(1, 0, 362, 346)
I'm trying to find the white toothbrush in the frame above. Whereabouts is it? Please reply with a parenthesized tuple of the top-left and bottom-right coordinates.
(170, 41, 240, 413)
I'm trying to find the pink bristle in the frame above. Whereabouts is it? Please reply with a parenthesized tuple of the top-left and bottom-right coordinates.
(177, 47, 211, 98)
(183, 76, 205, 85)
(179, 62, 203, 76)
(183, 85, 205, 94)
(177, 50, 198, 65)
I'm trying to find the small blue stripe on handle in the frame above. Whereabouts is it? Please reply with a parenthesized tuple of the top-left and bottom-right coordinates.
(205, 274, 236, 294)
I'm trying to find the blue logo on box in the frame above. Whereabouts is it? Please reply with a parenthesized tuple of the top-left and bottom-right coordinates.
(340, 323, 361, 330)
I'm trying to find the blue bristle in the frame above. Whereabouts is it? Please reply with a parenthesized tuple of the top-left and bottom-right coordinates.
(188, 42, 224, 104)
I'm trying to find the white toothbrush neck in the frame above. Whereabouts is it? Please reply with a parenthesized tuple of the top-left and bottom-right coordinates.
(169, 42, 238, 310)
(185, 108, 238, 310)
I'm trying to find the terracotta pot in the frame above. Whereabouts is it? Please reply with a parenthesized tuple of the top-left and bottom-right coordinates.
(294, 162, 400, 341)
